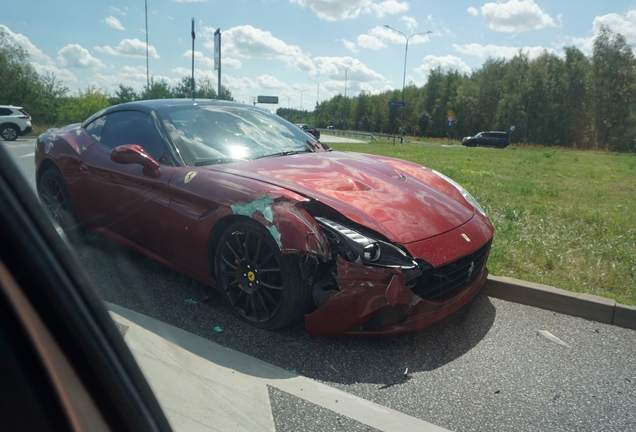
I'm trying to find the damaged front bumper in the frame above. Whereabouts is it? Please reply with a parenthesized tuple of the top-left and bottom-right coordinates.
(305, 255, 489, 337)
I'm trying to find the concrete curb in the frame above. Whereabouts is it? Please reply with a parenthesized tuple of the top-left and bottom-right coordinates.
(482, 275, 636, 330)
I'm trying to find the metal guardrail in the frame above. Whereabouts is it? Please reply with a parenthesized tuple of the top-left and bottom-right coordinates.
(318, 129, 413, 143)
(318, 129, 378, 141)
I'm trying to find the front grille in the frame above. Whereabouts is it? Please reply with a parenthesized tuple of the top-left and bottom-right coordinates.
(411, 241, 491, 301)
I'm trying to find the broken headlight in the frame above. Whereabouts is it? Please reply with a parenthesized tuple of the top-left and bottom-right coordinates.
(315, 217, 418, 269)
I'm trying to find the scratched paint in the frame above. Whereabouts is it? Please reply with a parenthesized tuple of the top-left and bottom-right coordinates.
(231, 196, 275, 222)
(231, 195, 282, 248)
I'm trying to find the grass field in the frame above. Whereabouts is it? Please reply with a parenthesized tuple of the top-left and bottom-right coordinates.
(328, 137, 636, 305)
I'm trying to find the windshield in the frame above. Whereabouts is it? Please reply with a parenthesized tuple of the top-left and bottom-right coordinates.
(157, 104, 315, 166)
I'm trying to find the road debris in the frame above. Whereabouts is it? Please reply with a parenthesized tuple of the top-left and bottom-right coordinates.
(537, 330, 569, 347)
(184, 298, 197, 305)
(213, 326, 223, 333)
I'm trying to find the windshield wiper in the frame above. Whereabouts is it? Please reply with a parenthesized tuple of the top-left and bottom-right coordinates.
(252, 149, 313, 160)
(194, 157, 244, 166)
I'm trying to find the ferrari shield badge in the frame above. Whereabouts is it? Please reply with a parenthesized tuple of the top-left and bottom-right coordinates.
(461, 233, 471, 242)
(184, 171, 197, 184)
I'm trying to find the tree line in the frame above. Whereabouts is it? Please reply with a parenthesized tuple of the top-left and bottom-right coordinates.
(0, 28, 233, 126)
(2, 26, 636, 151)
(306, 26, 636, 152)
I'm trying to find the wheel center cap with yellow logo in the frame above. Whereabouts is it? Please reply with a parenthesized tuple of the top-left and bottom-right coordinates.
(237, 261, 260, 294)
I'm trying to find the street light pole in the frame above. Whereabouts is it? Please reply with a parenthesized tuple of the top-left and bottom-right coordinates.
(308, 78, 328, 107)
(333, 62, 359, 130)
(524, 96, 531, 144)
(384, 25, 431, 142)
(298, 89, 309, 111)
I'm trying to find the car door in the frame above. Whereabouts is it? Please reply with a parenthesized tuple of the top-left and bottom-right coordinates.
(78, 110, 177, 255)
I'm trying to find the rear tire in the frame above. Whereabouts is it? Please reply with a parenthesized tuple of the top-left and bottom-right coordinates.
(1, 125, 18, 141)
(38, 168, 83, 241)
(215, 220, 310, 330)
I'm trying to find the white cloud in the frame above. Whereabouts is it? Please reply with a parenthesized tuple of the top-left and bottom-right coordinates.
(313, 56, 384, 83)
(109, 7, 128, 16)
(453, 43, 556, 60)
(289, 0, 408, 22)
(182, 50, 242, 70)
(570, 10, 636, 55)
(103, 16, 125, 31)
(415, 55, 472, 78)
(91, 65, 149, 92)
(340, 39, 359, 52)
(258, 75, 287, 89)
(480, 0, 557, 32)
(214, 25, 315, 73)
(95, 38, 159, 59)
(357, 34, 386, 50)
(371, 25, 431, 45)
(400, 16, 418, 32)
(467, 7, 479, 17)
(57, 44, 104, 71)
(369, 0, 409, 18)
(592, 11, 636, 45)
(32, 63, 77, 83)
(0, 24, 53, 64)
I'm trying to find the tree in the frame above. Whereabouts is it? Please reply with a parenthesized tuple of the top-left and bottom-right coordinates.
(0, 28, 41, 108)
(110, 84, 139, 105)
(196, 77, 217, 99)
(58, 87, 110, 124)
(173, 76, 195, 98)
(140, 76, 172, 100)
(592, 25, 636, 151)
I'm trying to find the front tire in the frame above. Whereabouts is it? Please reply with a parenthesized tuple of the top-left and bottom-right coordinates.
(1, 125, 18, 141)
(38, 168, 83, 241)
(215, 220, 309, 330)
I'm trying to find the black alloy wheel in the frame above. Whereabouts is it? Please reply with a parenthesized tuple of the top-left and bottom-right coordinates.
(38, 168, 83, 241)
(215, 220, 309, 330)
(1, 125, 18, 141)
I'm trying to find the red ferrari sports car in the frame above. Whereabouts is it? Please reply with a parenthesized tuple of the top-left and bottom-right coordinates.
(35, 99, 494, 337)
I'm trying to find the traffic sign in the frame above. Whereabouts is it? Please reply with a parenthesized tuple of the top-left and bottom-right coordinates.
(448, 110, 455, 117)
(447, 115, 454, 122)
(388, 101, 406, 107)
(509, 125, 516, 133)
(257, 95, 279, 104)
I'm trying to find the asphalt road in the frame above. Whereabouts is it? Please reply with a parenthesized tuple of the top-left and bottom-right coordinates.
(3, 138, 635, 432)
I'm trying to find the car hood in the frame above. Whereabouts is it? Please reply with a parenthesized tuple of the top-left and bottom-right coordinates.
(204, 151, 474, 244)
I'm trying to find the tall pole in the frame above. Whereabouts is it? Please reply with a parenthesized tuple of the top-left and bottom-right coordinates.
(384, 26, 431, 142)
(308, 78, 328, 107)
(214, 28, 221, 100)
(333, 62, 359, 130)
(191, 18, 195, 99)
(145, 0, 149, 94)
(524, 96, 531, 144)
(299, 89, 309, 111)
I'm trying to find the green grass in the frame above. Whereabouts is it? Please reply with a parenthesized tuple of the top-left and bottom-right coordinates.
(328, 139, 636, 305)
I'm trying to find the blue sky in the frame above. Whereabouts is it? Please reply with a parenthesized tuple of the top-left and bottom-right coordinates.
(2, 1, 636, 109)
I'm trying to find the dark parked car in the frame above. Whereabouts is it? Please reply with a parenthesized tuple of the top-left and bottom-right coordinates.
(35, 99, 493, 337)
(294, 123, 320, 140)
(462, 131, 509, 148)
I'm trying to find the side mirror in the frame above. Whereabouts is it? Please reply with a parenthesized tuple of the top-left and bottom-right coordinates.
(110, 144, 160, 172)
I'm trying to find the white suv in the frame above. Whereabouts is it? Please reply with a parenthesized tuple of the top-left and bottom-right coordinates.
(0, 105, 33, 141)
